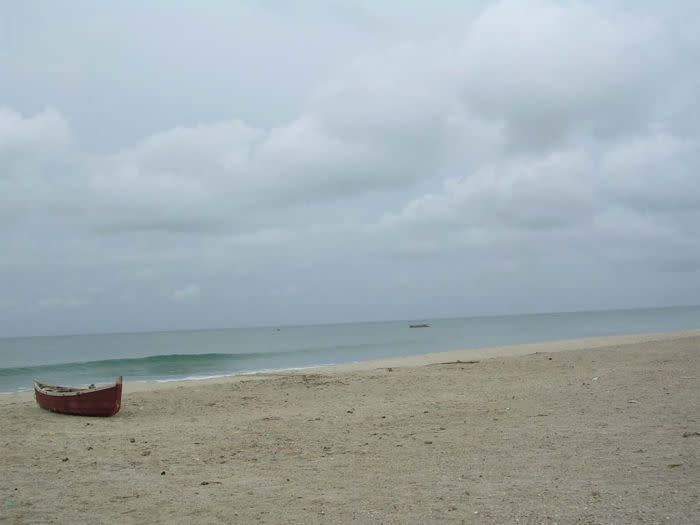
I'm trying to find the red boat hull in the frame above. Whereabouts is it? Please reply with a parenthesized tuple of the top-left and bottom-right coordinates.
(34, 377, 122, 417)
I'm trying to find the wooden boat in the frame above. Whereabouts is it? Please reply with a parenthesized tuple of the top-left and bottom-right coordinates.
(409, 323, 431, 328)
(33, 376, 122, 417)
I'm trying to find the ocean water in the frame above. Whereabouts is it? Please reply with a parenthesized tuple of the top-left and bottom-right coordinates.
(1, 305, 698, 393)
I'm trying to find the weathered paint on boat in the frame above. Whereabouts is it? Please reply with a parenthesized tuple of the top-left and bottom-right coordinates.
(34, 376, 122, 417)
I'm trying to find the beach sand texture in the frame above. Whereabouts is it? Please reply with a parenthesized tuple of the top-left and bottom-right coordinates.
(1, 331, 699, 524)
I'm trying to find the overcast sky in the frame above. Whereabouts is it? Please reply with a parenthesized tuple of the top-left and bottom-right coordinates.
(1, 1, 699, 337)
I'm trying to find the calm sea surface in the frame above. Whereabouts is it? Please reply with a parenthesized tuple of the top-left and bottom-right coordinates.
(1, 306, 698, 393)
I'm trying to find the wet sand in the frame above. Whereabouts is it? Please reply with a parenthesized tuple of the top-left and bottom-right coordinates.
(1, 330, 699, 524)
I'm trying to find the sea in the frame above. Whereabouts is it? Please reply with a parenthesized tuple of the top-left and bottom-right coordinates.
(1, 305, 698, 394)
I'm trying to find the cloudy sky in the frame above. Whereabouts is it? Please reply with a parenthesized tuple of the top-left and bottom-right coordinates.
(1, 1, 699, 337)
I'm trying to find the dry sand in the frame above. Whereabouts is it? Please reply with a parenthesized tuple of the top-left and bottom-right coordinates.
(1, 330, 699, 524)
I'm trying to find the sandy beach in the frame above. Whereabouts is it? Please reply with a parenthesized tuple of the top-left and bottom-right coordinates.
(1, 330, 698, 524)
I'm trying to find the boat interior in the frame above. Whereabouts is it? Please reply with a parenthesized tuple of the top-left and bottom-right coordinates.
(34, 382, 97, 393)
(34, 377, 121, 395)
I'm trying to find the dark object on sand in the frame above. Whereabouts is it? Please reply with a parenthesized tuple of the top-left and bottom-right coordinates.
(409, 323, 431, 328)
(33, 376, 123, 417)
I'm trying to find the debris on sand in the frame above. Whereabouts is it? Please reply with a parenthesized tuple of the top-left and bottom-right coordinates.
(435, 360, 480, 365)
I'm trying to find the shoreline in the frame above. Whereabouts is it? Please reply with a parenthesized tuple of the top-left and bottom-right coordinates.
(2, 326, 698, 523)
(3, 327, 698, 401)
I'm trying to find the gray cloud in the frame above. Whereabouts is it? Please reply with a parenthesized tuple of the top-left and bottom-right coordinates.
(458, 1, 668, 148)
(1, 0, 699, 336)
(172, 284, 201, 303)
